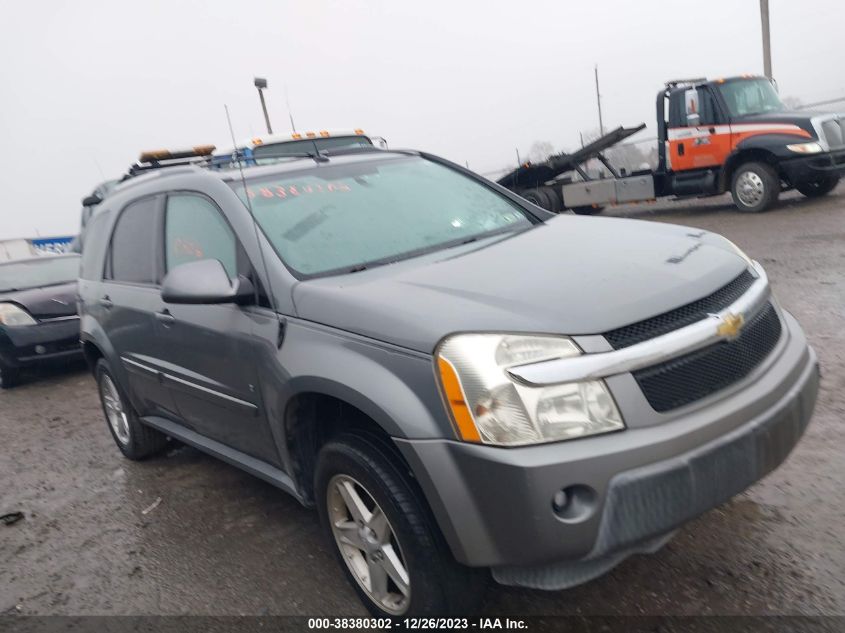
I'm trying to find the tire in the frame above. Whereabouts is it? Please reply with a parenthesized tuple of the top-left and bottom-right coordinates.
(520, 188, 552, 211)
(315, 433, 486, 619)
(796, 175, 840, 198)
(0, 360, 21, 389)
(730, 162, 779, 212)
(570, 205, 604, 215)
(540, 186, 562, 213)
(95, 359, 167, 460)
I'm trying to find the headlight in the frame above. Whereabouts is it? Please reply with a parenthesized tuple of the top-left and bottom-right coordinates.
(0, 303, 37, 326)
(786, 141, 823, 154)
(436, 334, 624, 446)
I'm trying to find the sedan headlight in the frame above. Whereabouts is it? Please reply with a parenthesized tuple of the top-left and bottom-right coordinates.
(786, 141, 823, 154)
(0, 303, 37, 326)
(436, 334, 624, 446)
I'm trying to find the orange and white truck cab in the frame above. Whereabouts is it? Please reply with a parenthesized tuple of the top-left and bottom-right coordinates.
(657, 75, 845, 211)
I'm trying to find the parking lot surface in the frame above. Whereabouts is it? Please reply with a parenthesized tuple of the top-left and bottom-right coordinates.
(1, 187, 843, 616)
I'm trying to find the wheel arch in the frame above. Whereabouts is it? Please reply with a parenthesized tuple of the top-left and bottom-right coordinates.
(719, 147, 781, 192)
(282, 384, 417, 505)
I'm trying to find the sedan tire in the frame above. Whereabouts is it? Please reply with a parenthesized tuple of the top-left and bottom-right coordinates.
(0, 360, 21, 389)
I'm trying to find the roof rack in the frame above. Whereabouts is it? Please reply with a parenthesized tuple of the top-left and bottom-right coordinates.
(126, 145, 216, 177)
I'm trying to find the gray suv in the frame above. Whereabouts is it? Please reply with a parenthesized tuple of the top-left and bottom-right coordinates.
(79, 149, 819, 618)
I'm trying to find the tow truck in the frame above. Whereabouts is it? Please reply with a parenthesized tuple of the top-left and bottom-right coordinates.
(211, 129, 386, 168)
(499, 75, 845, 213)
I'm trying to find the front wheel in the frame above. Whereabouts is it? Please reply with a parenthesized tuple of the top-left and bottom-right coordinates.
(315, 434, 486, 618)
(730, 162, 779, 212)
(0, 360, 21, 389)
(796, 175, 840, 198)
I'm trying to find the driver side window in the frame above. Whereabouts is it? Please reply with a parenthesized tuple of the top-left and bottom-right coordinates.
(165, 194, 237, 277)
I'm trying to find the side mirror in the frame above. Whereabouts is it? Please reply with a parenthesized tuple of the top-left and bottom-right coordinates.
(161, 259, 254, 305)
(371, 136, 389, 149)
(82, 194, 102, 207)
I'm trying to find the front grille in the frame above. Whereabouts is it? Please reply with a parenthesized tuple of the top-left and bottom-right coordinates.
(633, 302, 782, 412)
(821, 118, 845, 149)
(604, 270, 756, 349)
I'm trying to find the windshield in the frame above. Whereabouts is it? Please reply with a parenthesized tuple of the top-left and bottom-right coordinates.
(717, 78, 784, 117)
(231, 155, 534, 277)
(0, 256, 80, 292)
(252, 136, 374, 164)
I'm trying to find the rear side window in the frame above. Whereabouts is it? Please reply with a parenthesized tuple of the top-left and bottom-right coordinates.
(165, 194, 237, 277)
(108, 197, 158, 284)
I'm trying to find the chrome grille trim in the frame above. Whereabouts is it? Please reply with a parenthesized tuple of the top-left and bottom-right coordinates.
(508, 262, 770, 386)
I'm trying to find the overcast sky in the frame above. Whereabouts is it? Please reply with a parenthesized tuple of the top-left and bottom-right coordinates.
(1, 0, 843, 240)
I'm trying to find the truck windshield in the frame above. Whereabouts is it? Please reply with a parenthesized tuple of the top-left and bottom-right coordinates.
(0, 255, 80, 292)
(230, 155, 534, 277)
(252, 136, 374, 164)
(717, 78, 785, 117)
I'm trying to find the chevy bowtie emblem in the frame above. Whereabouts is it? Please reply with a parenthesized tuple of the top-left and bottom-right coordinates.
(716, 312, 745, 340)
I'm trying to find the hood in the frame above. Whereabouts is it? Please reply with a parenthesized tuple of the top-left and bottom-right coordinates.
(292, 216, 749, 353)
(0, 282, 78, 320)
(732, 110, 818, 126)
(732, 109, 845, 140)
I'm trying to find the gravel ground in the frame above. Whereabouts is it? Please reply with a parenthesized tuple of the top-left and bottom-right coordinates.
(1, 186, 843, 617)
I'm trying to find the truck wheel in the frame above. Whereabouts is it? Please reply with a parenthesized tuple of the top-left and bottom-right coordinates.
(731, 162, 779, 212)
(315, 433, 486, 619)
(571, 205, 605, 215)
(95, 359, 167, 460)
(540, 186, 562, 213)
(796, 175, 840, 198)
(0, 361, 21, 389)
(520, 188, 552, 211)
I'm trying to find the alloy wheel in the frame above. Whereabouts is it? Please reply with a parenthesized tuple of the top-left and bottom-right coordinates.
(327, 474, 411, 615)
(101, 375, 130, 445)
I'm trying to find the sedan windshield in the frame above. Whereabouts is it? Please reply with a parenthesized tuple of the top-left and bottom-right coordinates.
(717, 78, 785, 117)
(0, 256, 80, 292)
(231, 155, 534, 277)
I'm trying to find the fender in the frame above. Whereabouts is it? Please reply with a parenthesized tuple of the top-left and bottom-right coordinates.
(719, 133, 813, 190)
(273, 320, 451, 440)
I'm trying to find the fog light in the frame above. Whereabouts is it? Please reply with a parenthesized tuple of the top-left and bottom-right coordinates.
(35, 345, 47, 355)
(551, 485, 597, 523)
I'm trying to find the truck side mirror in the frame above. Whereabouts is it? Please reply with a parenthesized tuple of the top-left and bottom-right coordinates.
(82, 194, 102, 207)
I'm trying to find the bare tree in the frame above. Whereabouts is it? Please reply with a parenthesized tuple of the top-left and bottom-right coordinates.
(782, 95, 803, 110)
(526, 140, 555, 163)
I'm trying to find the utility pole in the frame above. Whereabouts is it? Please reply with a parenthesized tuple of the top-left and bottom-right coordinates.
(594, 65, 604, 137)
(254, 77, 273, 135)
(760, 0, 772, 79)
(285, 85, 296, 132)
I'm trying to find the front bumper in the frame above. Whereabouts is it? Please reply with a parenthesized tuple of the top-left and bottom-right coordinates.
(780, 148, 845, 183)
(395, 310, 818, 581)
(0, 317, 82, 368)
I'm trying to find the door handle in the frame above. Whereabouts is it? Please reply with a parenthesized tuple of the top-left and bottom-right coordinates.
(678, 143, 685, 156)
(155, 310, 176, 326)
(99, 296, 113, 309)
